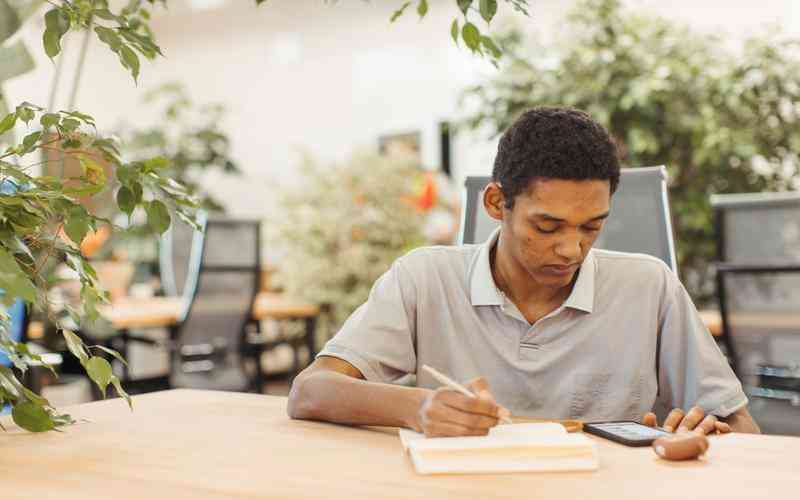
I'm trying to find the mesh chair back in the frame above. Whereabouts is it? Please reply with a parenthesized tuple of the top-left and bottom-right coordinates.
(458, 166, 677, 270)
(712, 192, 800, 263)
(711, 193, 800, 390)
(175, 219, 261, 378)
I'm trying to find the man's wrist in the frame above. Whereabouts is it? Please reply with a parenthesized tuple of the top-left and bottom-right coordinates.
(402, 387, 431, 432)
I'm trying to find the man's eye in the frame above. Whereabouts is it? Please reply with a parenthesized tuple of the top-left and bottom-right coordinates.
(536, 225, 558, 234)
(583, 225, 602, 232)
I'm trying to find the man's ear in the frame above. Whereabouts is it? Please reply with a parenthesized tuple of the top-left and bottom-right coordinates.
(483, 182, 506, 222)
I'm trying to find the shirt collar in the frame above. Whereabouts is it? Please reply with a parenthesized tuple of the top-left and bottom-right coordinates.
(469, 227, 596, 313)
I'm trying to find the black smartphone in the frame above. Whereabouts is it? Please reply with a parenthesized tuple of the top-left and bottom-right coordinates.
(583, 421, 672, 447)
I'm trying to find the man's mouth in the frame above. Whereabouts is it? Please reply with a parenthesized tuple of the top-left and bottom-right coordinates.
(542, 263, 579, 276)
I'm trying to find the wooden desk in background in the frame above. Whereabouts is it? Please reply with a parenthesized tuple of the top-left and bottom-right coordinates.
(1, 389, 797, 499)
(101, 292, 320, 330)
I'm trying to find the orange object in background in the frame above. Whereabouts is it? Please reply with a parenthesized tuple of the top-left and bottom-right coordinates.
(401, 171, 439, 213)
(80, 225, 111, 258)
(414, 172, 437, 212)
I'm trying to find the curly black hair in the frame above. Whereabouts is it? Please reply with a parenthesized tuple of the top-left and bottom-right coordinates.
(492, 107, 620, 208)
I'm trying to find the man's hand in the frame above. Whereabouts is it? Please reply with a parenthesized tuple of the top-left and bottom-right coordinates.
(642, 406, 732, 435)
(415, 377, 511, 437)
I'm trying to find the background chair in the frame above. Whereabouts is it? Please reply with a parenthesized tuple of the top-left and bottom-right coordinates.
(168, 217, 266, 392)
(159, 212, 206, 299)
(458, 166, 678, 271)
(711, 191, 800, 435)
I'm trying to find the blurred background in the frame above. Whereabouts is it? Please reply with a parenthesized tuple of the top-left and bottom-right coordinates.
(3, 0, 799, 435)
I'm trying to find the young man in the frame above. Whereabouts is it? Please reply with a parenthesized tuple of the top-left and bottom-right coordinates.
(288, 107, 759, 436)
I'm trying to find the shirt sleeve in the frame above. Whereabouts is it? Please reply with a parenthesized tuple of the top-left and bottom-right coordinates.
(655, 272, 748, 418)
(316, 258, 417, 385)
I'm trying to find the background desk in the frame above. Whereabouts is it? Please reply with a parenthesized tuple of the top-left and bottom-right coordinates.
(1, 390, 798, 499)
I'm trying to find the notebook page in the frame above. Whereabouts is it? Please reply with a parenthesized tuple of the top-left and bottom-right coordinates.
(398, 422, 567, 451)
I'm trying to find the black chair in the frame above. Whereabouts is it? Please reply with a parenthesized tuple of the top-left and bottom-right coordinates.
(711, 191, 800, 435)
(168, 217, 266, 392)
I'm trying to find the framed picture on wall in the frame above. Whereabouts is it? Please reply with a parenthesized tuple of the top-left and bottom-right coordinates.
(378, 131, 422, 165)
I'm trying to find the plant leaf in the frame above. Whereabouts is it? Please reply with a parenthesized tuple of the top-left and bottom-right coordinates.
(12, 401, 55, 432)
(85, 356, 113, 397)
(0, 112, 16, 135)
(451, 19, 460, 46)
(64, 206, 91, 246)
(417, 0, 428, 18)
(0, 247, 37, 303)
(110, 376, 132, 410)
(146, 199, 170, 234)
(462, 22, 481, 52)
(457, 0, 473, 15)
(480, 35, 502, 58)
(390, 2, 411, 22)
(479, 0, 497, 23)
(40, 112, 60, 129)
(119, 44, 140, 82)
(116, 186, 136, 215)
(42, 8, 69, 60)
(90, 345, 128, 367)
(62, 329, 89, 364)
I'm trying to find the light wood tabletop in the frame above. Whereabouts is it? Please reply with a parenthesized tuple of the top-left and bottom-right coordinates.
(697, 309, 800, 338)
(100, 292, 320, 330)
(1, 389, 798, 499)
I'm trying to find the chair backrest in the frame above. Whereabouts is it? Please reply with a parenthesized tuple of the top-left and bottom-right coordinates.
(159, 211, 207, 303)
(711, 192, 800, 264)
(175, 218, 261, 373)
(458, 166, 678, 270)
(711, 192, 800, 383)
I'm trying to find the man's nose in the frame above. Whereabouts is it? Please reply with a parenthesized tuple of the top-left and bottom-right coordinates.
(555, 233, 582, 262)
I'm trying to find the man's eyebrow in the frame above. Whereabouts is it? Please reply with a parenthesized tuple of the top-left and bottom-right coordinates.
(535, 211, 611, 223)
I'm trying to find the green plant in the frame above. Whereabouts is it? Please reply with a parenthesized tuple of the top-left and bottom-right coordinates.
(119, 83, 240, 213)
(271, 152, 433, 327)
(462, 0, 800, 303)
(0, 0, 532, 433)
(0, 0, 196, 432)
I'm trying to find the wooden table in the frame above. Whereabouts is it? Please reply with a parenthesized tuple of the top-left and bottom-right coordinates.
(1, 390, 798, 499)
(697, 309, 800, 339)
(699, 309, 723, 337)
(101, 292, 320, 330)
(96, 294, 320, 384)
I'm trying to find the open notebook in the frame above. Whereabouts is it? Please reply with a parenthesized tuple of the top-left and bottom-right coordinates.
(399, 423, 599, 475)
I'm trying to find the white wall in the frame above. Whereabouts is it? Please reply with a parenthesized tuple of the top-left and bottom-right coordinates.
(5, 0, 800, 219)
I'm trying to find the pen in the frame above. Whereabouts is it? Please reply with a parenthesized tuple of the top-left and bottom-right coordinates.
(421, 364, 513, 425)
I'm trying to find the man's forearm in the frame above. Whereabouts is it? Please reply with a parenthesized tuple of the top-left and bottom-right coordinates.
(287, 369, 430, 430)
(723, 407, 761, 434)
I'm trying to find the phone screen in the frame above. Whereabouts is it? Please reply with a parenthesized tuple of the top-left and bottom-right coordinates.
(589, 422, 670, 440)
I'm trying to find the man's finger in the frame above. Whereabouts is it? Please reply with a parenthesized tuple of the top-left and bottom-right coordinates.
(715, 421, 732, 434)
(678, 406, 705, 432)
(427, 402, 499, 429)
(424, 420, 489, 438)
(438, 389, 501, 418)
(642, 412, 657, 427)
(693, 414, 718, 435)
(663, 408, 685, 432)
(465, 377, 490, 394)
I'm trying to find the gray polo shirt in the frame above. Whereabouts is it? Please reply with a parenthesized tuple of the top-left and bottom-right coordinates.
(318, 229, 747, 421)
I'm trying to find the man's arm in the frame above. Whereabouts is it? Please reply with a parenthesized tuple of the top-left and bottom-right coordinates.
(287, 356, 428, 429)
(288, 356, 509, 436)
(722, 406, 760, 433)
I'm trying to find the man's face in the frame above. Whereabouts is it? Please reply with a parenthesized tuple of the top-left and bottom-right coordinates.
(494, 178, 611, 289)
